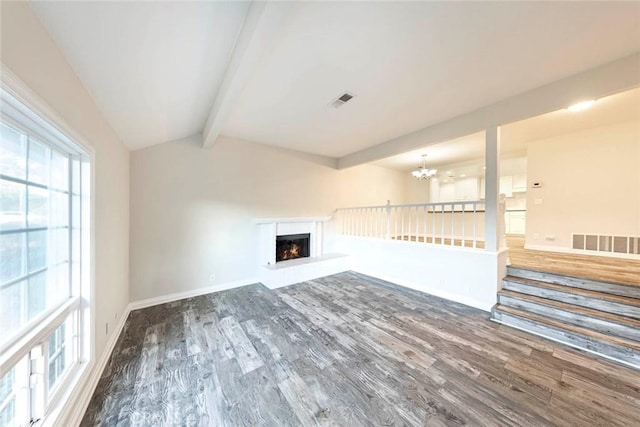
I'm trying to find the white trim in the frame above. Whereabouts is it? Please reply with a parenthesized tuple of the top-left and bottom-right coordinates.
(1, 63, 97, 427)
(51, 277, 257, 425)
(44, 262, 505, 424)
(490, 318, 639, 371)
(128, 278, 258, 311)
(50, 276, 258, 425)
(0, 62, 97, 369)
(50, 304, 130, 427)
(524, 243, 640, 260)
(0, 298, 80, 377)
(0, 64, 96, 157)
(353, 269, 493, 312)
(253, 216, 331, 224)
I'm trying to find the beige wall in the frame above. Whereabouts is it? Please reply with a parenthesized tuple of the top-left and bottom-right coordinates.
(1, 2, 130, 358)
(526, 119, 640, 249)
(403, 174, 431, 204)
(129, 136, 405, 301)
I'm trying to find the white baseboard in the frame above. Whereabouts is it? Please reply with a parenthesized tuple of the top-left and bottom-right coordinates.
(353, 269, 494, 312)
(60, 268, 493, 425)
(60, 277, 258, 425)
(128, 278, 259, 311)
(58, 303, 131, 427)
(524, 243, 640, 260)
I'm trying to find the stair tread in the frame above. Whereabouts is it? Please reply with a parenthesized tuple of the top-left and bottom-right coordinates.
(504, 275, 640, 307)
(507, 265, 637, 287)
(498, 289, 640, 329)
(495, 305, 640, 351)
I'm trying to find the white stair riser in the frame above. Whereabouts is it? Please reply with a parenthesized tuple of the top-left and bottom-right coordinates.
(492, 311, 640, 369)
(507, 267, 639, 299)
(502, 280, 640, 320)
(498, 294, 640, 341)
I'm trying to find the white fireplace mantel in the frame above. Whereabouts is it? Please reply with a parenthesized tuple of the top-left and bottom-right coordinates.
(255, 217, 329, 266)
(254, 216, 348, 288)
(253, 216, 331, 224)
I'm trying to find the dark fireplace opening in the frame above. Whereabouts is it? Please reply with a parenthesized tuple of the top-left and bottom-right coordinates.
(276, 233, 310, 262)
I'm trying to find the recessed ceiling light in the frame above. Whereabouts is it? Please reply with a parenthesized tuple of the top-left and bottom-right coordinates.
(568, 100, 595, 112)
(459, 174, 466, 178)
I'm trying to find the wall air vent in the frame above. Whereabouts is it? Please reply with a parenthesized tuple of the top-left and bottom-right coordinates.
(330, 92, 355, 108)
(572, 233, 640, 256)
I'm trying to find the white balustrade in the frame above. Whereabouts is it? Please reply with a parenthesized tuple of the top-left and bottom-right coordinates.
(336, 200, 504, 250)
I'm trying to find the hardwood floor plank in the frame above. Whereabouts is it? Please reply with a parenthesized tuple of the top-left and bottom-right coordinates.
(277, 374, 331, 426)
(218, 316, 264, 374)
(507, 234, 640, 287)
(82, 272, 640, 426)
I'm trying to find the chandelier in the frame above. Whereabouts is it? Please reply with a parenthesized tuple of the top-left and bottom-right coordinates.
(411, 154, 437, 180)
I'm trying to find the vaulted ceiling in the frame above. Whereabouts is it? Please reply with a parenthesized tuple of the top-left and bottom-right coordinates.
(30, 1, 640, 157)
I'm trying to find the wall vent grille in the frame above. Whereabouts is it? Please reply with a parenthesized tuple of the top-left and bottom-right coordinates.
(572, 233, 640, 255)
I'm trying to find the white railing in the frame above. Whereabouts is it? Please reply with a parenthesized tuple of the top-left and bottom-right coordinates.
(335, 200, 498, 250)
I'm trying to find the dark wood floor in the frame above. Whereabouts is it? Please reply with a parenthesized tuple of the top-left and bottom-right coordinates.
(82, 272, 640, 426)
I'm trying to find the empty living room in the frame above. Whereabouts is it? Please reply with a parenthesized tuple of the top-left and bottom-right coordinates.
(2, 1, 640, 426)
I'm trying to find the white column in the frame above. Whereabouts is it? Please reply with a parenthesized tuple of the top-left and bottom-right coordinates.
(484, 127, 500, 251)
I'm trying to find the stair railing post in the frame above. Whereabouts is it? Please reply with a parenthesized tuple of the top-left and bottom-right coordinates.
(385, 200, 391, 240)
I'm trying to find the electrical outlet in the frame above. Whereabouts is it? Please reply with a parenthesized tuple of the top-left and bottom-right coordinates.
(209, 274, 215, 282)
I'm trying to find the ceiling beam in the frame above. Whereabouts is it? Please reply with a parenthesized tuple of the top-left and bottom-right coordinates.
(202, 1, 292, 148)
(338, 52, 640, 169)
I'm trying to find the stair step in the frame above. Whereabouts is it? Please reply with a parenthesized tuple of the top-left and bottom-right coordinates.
(507, 266, 640, 298)
(492, 305, 640, 369)
(498, 290, 640, 341)
(502, 276, 640, 320)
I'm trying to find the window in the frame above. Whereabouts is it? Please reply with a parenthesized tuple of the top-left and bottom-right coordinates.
(0, 84, 91, 426)
(1, 124, 73, 344)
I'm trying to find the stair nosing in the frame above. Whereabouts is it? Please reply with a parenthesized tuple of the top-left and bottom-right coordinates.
(503, 275, 640, 307)
(494, 305, 640, 351)
(497, 289, 640, 329)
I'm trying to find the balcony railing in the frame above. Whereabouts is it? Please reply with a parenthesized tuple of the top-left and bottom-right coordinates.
(335, 200, 505, 250)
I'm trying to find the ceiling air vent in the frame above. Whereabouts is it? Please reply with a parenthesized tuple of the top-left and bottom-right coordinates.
(331, 92, 355, 108)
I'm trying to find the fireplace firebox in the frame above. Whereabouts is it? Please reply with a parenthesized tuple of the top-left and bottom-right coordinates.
(276, 233, 310, 262)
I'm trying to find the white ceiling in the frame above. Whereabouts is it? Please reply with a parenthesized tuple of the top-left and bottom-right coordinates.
(28, 1, 640, 154)
(30, 1, 249, 150)
(372, 87, 640, 173)
(223, 1, 640, 157)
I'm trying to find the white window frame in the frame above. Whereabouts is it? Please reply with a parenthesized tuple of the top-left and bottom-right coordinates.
(0, 64, 95, 427)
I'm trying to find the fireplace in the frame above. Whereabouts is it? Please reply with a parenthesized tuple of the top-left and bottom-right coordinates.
(276, 233, 310, 262)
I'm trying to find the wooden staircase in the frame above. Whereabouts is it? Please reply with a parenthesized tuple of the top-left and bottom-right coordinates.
(491, 266, 640, 369)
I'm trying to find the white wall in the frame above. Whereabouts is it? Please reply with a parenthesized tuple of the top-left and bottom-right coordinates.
(526, 119, 640, 249)
(129, 135, 405, 301)
(1, 2, 130, 360)
(336, 237, 507, 311)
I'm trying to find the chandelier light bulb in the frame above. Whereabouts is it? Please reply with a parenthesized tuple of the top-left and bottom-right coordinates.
(412, 155, 437, 180)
